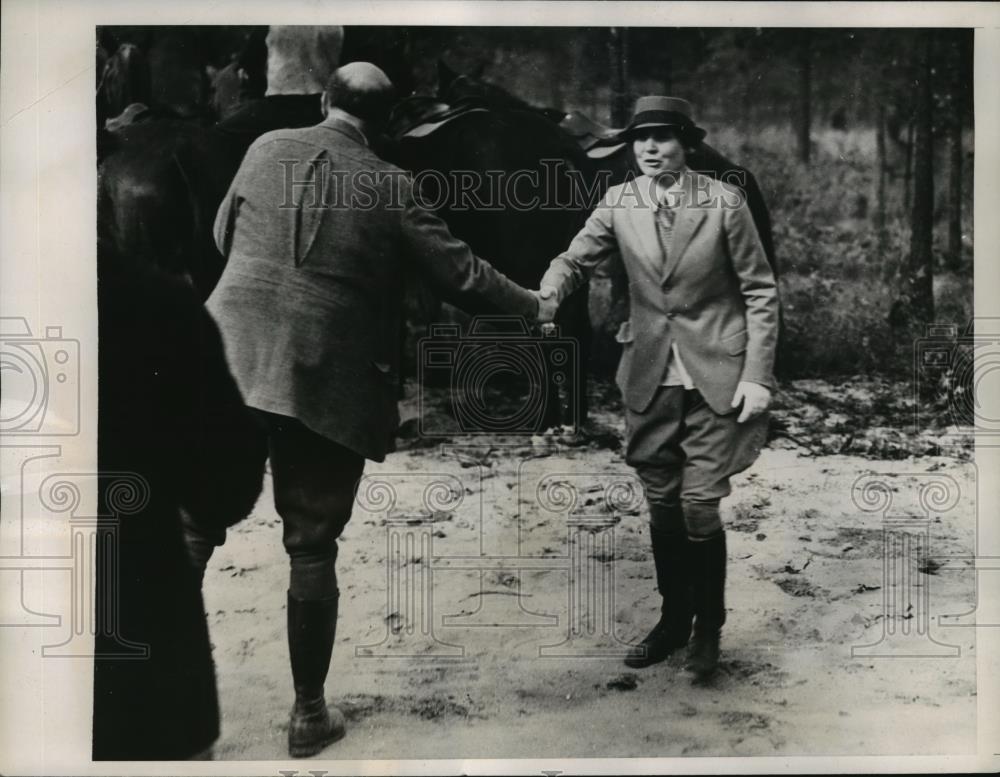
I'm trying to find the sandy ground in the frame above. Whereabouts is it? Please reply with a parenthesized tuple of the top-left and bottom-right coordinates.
(204, 378, 978, 760)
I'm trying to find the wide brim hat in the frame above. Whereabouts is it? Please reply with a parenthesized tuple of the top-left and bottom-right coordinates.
(618, 96, 707, 144)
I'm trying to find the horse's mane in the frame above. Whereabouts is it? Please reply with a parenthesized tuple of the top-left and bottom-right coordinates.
(97, 43, 151, 121)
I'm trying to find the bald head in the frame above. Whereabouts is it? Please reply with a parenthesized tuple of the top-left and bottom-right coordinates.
(323, 62, 395, 125)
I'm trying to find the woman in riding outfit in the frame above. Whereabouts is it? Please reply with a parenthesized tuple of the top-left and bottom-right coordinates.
(538, 97, 779, 678)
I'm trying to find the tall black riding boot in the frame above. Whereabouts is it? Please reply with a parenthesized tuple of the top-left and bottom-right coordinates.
(287, 592, 346, 757)
(625, 519, 694, 668)
(686, 531, 727, 680)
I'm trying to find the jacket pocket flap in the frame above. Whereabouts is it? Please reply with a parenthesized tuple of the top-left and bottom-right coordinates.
(721, 328, 748, 354)
(371, 360, 395, 379)
(614, 321, 634, 344)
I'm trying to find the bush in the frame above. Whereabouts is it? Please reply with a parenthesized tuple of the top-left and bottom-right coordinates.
(703, 126, 974, 379)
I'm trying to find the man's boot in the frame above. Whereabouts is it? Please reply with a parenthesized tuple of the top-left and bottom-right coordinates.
(625, 518, 694, 669)
(287, 592, 346, 757)
(686, 530, 727, 680)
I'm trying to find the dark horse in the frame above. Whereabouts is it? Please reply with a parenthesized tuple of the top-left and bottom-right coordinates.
(96, 27, 399, 302)
(388, 64, 597, 431)
(98, 88, 324, 301)
(96, 43, 150, 128)
(390, 65, 781, 429)
(98, 121, 247, 296)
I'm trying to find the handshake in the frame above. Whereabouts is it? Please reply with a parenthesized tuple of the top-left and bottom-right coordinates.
(530, 286, 560, 327)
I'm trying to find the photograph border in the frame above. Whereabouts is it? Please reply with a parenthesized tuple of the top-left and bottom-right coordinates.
(1, 1, 998, 774)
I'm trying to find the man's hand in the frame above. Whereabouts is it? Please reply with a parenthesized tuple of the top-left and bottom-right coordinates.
(731, 381, 772, 423)
(534, 286, 559, 325)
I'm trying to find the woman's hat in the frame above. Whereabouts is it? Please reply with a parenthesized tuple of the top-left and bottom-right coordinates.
(619, 96, 707, 144)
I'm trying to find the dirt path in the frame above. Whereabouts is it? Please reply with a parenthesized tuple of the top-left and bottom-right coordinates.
(204, 380, 977, 759)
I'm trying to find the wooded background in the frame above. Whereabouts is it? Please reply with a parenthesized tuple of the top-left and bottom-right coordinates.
(99, 26, 975, 379)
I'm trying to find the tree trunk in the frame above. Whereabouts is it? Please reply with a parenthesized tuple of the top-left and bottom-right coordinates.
(904, 31, 936, 323)
(549, 48, 565, 110)
(875, 101, 888, 264)
(797, 36, 812, 165)
(607, 28, 631, 335)
(661, 31, 673, 94)
(947, 106, 963, 270)
(570, 33, 590, 116)
(609, 27, 629, 128)
(947, 36, 964, 270)
(903, 118, 914, 213)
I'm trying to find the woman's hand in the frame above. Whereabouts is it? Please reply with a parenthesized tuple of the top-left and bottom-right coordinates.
(731, 381, 772, 423)
(535, 286, 560, 324)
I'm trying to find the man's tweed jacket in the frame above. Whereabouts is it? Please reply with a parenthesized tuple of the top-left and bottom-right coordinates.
(208, 116, 537, 461)
(540, 173, 779, 416)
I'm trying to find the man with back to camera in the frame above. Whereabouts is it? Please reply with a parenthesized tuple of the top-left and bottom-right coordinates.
(182, 62, 556, 758)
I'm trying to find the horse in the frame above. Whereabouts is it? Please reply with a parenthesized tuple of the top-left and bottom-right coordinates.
(97, 27, 337, 300)
(97, 26, 427, 302)
(96, 35, 233, 297)
(98, 95, 329, 300)
(97, 43, 151, 128)
(98, 121, 246, 297)
(394, 65, 783, 421)
(388, 63, 597, 431)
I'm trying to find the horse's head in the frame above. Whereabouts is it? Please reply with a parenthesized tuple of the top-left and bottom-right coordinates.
(97, 43, 151, 123)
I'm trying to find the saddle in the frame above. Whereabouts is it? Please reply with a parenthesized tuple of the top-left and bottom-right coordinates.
(388, 95, 489, 141)
(389, 98, 626, 165)
(105, 102, 153, 132)
(559, 111, 626, 159)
